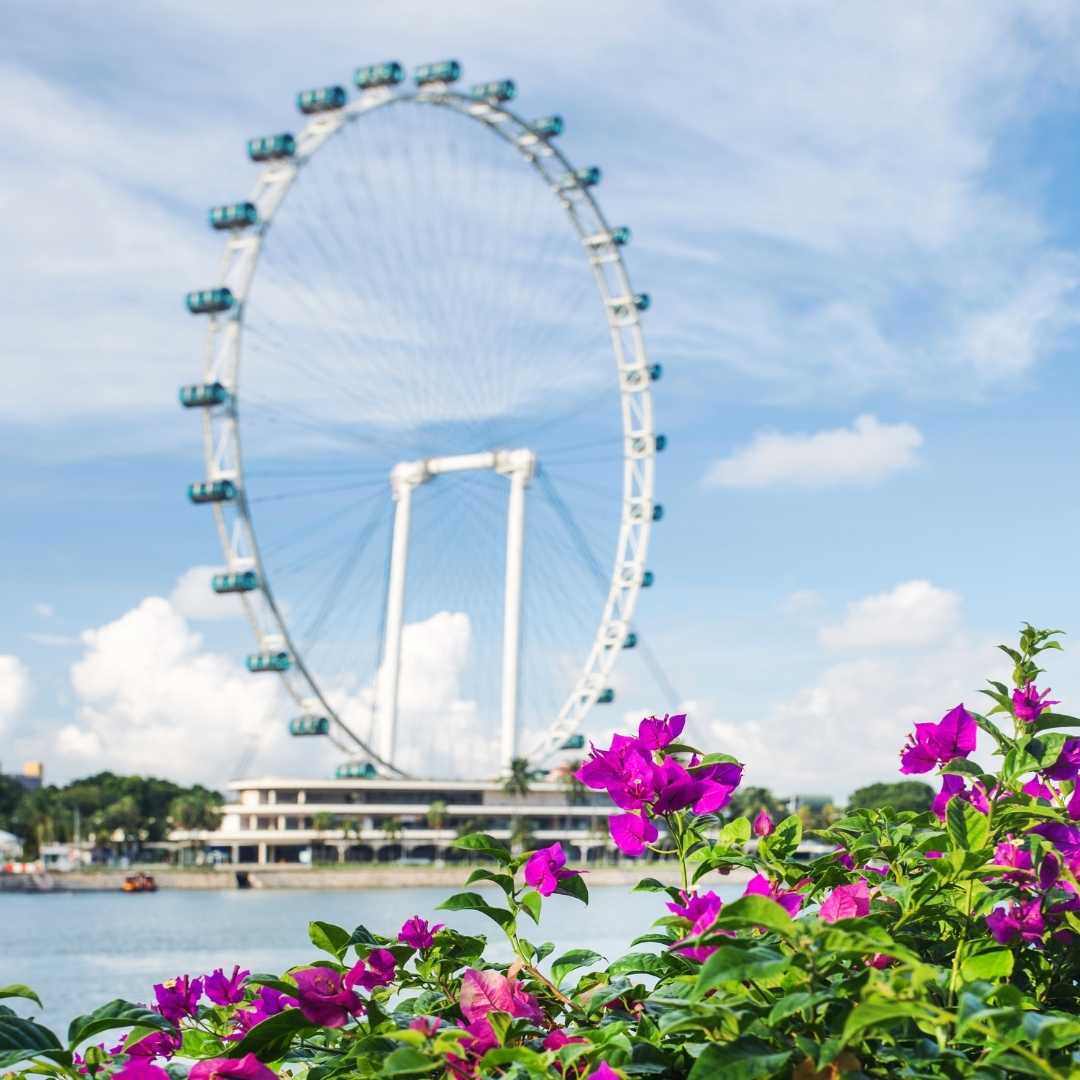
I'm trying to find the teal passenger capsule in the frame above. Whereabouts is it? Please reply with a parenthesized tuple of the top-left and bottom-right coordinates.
(247, 133, 295, 162)
(560, 166, 601, 190)
(414, 60, 461, 85)
(648, 363, 662, 381)
(622, 632, 638, 649)
(297, 86, 347, 114)
(642, 571, 655, 588)
(188, 479, 236, 504)
(336, 761, 377, 779)
(610, 226, 631, 245)
(655, 434, 667, 451)
(652, 505, 664, 522)
(212, 571, 258, 594)
(596, 688, 615, 705)
(529, 115, 563, 137)
(559, 733, 585, 750)
(186, 288, 234, 315)
(354, 61, 404, 89)
(289, 715, 330, 736)
(209, 202, 257, 230)
(178, 383, 227, 408)
(469, 79, 515, 102)
(246, 651, 291, 673)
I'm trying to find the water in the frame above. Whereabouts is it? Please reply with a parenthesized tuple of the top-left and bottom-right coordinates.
(0, 886, 739, 1035)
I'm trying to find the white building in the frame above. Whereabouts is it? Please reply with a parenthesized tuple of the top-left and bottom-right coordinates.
(179, 776, 622, 866)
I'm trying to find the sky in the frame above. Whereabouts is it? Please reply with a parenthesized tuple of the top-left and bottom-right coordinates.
(6, 1, 1080, 799)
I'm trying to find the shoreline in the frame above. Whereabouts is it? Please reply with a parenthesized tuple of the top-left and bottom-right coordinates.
(0, 864, 755, 893)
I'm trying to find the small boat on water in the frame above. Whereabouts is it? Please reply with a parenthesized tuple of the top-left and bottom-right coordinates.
(121, 872, 157, 893)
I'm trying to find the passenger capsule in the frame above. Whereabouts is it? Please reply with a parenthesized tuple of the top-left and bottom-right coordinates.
(529, 115, 563, 137)
(289, 715, 330, 736)
(209, 202, 257, 230)
(648, 363, 662, 382)
(296, 86, 347, 114)
(596, 688, 615, 705)
(622, 632, 638, 649)
(469, 79, 516, 103)
(186, 288, 234, 315)
(414, 60, 462, 85)
(336, 761, 377, 779)
(559, 733, 585, 750)
(246, 651, 291, 673)
(211, 571, 258, 594)
(560, 166, 601, 190)
(178, 383, 227, 408)
(656, 433, 667, 451)
(610, 226, 631, 245)
(642, 571, 655, 588)
(188, 479, 237, 504)
(247, 133, 295, 162)
(652, 505, 664, 522)
(354, 61, 404, 90)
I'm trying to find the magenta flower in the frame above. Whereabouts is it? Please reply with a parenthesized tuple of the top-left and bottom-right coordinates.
(666, 889, 726, 960)
(409, 1016, 442, 1037)
(348, 949, 396, 991)
(543, 1029, 588, 1050)
(189, 1055, 278, 1080)
(606, 748, 663, 810)
(932, 774, 990, 820)
(229, 986, 295, 1040)
(992, 837, 1033, 881)
(114, 1062, 170, 1080)
(524, 843, 582, 896)
(1045, 738, 1080, 782)
(752, 810, 774, 837)
(819, 879, 871, 923)
(576, 735, 648, 795)
(398, 915, 444, 950)
(987, 898, 1045, 945)
(866, 953, 893, 969)
(834, 848, 855, 870)
(636, 712, 686, 750)
(152, 975, 203, 1022)
(587, 1064, 621, 1080)
(292, 967, 364, 1028)
(899, 704, 976, 774)
(1012, 683, 1059, 723)
(204, 965, 249, 1007)
(1024, 776, 1056, 800)
(459, 968, 543, 1024)
(743, 873, 805, 917)
(126, 1031, 181, 1059)
(609, 810, 658, 857)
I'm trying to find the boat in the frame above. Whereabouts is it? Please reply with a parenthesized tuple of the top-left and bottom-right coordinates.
(121, 872, 157, 893)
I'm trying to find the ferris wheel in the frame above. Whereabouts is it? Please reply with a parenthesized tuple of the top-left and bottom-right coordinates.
(180, 60, 666, 779)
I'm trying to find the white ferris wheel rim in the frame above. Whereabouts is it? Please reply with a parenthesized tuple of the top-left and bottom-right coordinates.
(196, 80, 658, 777)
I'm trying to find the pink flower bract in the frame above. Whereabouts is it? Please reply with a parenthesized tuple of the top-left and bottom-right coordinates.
(819, 879, 871, 923)
(524, 843, 581, 897)
(189, 1055, 277, 1080)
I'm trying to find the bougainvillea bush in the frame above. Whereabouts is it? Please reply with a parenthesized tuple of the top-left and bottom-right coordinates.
(4, 625, 1080, 1078)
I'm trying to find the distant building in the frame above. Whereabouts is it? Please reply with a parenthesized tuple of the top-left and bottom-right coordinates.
(1, 761, 44, 792)
(173, 775, 618, 866)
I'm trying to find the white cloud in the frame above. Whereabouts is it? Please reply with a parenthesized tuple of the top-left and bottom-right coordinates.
(704, 415, 923, 490)
(24, 632, 79, 648)
(0, 656, 32, 733)
(819, 580, 960, 651)
(169, 566, 244, 621)
(33, 603, 54, 619)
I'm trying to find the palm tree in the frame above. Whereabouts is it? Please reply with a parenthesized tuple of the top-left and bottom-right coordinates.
(168, 792, 223, 865)
(503, 757, 540, 798)
(508, 815, 535, 855)
(553, 759, 588, 806)
(426, 799, 448, 832)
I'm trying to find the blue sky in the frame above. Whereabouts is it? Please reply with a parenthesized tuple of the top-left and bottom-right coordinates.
(6, 2, 1080, 797)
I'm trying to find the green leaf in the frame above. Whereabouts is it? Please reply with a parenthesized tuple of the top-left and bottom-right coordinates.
(347, 925, 383, 947)
(946, 798, 989, 852)
(768, 991, 832, 1025)
(633, 877, 677, 894)
(961, 948, 1015, 981)
(718, 817, 751, 846)
(68, 1001, 174, 1048)
(245, 976, 298, 997)
(551, 948, 603, 987)
(939, 757, 987, 778)
(759, 814, 801, 861)
(0, 1016, 64, 1069)
(554, 872, 589, 904)
(712, 895, 795, 938)
(380, 1046, 440, 1076)
(226, 1008, 314, 1060)
(518, 888, 542, 924)
(451, 833, 511, 864)
(479, 1046, 550, 1074)
(0, 986, 42, 1009)
(1029, 711, 1080, 735)
(464, 868, 515, 895)
(437, 891, 514, 928)
(842, 1000, 930, 1044)
(309, 920, 351, 960)
(692, 945, 789, 996)
(688, 1039, 791, 1080)
(607, 951, 672, 977)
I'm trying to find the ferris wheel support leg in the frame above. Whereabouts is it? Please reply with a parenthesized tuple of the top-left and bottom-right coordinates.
(500, 460, 531, 771)
(380, 479, 415, 764)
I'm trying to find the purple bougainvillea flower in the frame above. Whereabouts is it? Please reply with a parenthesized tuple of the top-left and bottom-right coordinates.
(752, 810, 774, 837)
(743, 873, 806, 917)
(987, 898, 1045, 946)
(1024, 776, 1056, 800)
(398, 915, 444, 950)
(113, 1061, 171, 1080)
(932, 774, 989, 821)
(126, 1031, 182, 1059)
(347, 949, 396, 992)
(924, 850, 944, 859)
(524, 842, 581, 897)
(204, 965, 249, 1007)
(292, 967, 364, 1028)
(900, 705, 976, 774)
(819, 879, 871, 923)
(152, 975, 203, 1022)
(409, 1016, 442, 1037)
(991, 837, 1033, 882)
(834, 848, 856, 870)
(636, 712, 686, 750)
(542, 1029, 588, 1050)
(229, 986, 295, 1040)
(1069, 785, 1080, 820)
(605, 748, 662, 810)
(587, 1064, 621, 1080)
(1029, 821, 1080, 856)
(609, 810, 658, 857)
(1045, 738, 1080, 782)
(1012, 683, 1059, 723)
(459, 968, 543, 1024)
(576, 734, 645, 792)
(666, 889, 727, 960)
(189, 1054, 278, 1080)
(866, 953, 894, 969)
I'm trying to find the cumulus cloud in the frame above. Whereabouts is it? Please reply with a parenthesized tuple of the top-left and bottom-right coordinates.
(0, 656, 32, 734)
(169, 565, 244, 621)
(819, 580, 961, 650)
(704, 416, 923, 490)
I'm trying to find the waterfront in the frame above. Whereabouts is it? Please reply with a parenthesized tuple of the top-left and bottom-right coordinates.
(1, 884, 742, 1034)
